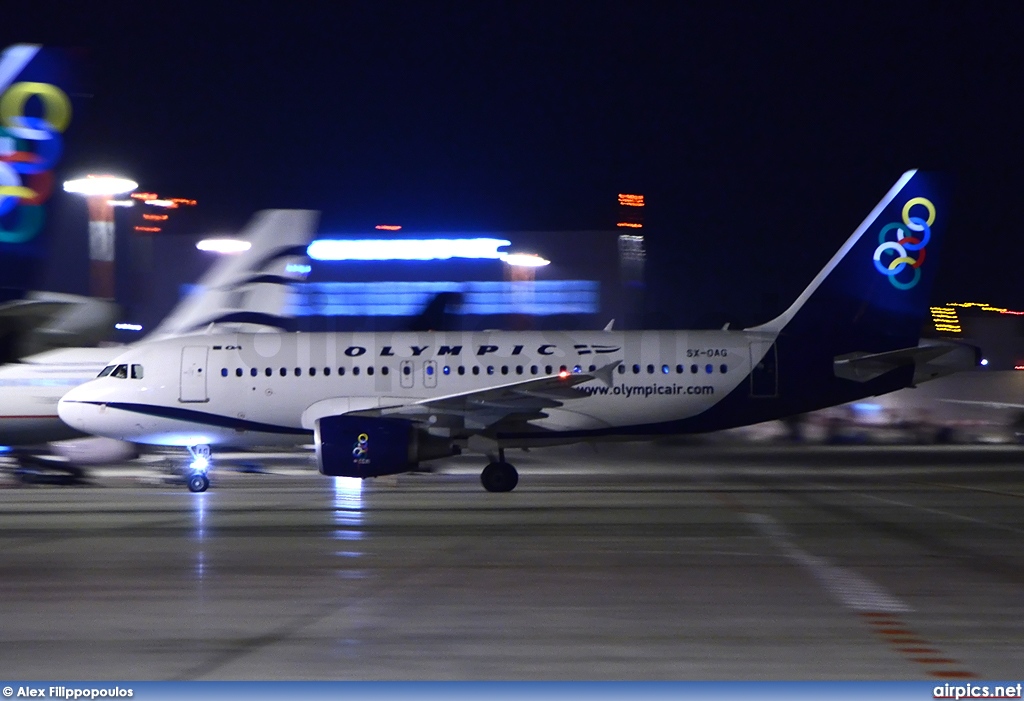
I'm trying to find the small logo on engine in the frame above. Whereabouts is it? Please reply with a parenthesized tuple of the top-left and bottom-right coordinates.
(352, 432, 370, 465)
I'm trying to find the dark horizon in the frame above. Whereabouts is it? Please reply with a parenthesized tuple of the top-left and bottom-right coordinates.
(3, 2, 1023, 328)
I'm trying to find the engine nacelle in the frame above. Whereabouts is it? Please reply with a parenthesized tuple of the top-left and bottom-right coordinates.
(315, 415, 454, 478)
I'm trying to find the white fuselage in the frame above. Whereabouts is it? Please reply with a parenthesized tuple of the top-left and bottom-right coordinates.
(0, 347, 119, 445)
(58, 330, 773, 448)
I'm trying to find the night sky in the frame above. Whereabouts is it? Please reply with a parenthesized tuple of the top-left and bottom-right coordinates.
(3, 2, 1023, 328)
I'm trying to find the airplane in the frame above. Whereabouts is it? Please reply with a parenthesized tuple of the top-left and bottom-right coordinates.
(0, 209, 318, 476)
(59, 170, 976, 493)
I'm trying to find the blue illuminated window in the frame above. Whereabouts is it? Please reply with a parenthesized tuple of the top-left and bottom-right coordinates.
(221, 368, 228, 377)
(662, 365, 669, 374)
(487, 366, 494, 375)
(443, 366, 450, 375)
(573, 365, 581, 373)
(426, 365, 434, 376)
(705, 364, 713, 374)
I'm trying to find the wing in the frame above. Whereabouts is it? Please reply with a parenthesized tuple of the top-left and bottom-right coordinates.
(350, 362, 619, 432)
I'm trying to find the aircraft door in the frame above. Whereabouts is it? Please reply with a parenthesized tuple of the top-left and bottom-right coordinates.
(180, 346, 209, 403)
(423, 360, 437, 388)
(399, 360, 414, 389)
(749, 342, 778, 398)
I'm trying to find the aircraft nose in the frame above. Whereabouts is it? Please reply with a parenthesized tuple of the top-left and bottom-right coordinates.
(58, 387, 96, 431)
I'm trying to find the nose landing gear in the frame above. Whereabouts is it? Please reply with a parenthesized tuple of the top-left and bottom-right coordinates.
(186, 444, 211, 493)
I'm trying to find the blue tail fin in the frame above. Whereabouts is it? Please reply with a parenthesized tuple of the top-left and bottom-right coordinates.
(750, 170, 947, 354)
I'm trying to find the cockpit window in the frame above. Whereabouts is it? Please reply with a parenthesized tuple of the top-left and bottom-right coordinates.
(111, 364, 129, 379)
(131, 364, 144, 379)
(98, 365, 115, 378)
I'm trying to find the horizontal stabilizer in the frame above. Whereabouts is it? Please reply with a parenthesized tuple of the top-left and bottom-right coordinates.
(834, 340, 977, 383)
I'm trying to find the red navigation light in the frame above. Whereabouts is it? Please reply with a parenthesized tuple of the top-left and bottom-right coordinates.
(375, 225, 402, 231)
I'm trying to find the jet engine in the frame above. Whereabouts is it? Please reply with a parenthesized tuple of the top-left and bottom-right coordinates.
(315, 415, 455, 478)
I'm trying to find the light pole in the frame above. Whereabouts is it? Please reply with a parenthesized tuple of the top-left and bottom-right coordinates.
(63, 175, 138, 299)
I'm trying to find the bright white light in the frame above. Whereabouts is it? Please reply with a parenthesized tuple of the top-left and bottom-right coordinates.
(190, 455, 209, 473)
(114, 323, 143, 331)
(500, 252, 551, 267)
(981, 358, 989, 366)
(285, 263, 312, 274)
(196, 238, 252, 254)
(145, 199, 175, 208)
(107, 199, 135, 207)
(307, 238, 511, 261)
(63, 175, 138, 196)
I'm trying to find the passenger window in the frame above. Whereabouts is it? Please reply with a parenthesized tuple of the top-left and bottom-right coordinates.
(367, 366, 374, 376)
(705, 364, 713, 374)
(403, 365, 412, 376)
(250, 368, 257, 377)
(294, 368, 301, 377)
(516, 365, 523, 375)
(265, 368, 272, 377)
(720, 364, 728, 374)
(589, 365, 596, 372)
(487, 366, 495, 375)
(690, 364, 698, 374)
(280, 368, 287, 377)
(632, 364, 640, 374)
(617, 365, 625, 374)
(131, 364, 144, 379)
(381, 366, 389, 375)
(530, 365, 538, 375)
(647, 364, 654, 374)
(324, 367, 331, 376)
(573, 365, 581, 373)
(98, 365, 115, 378)
(338, 367, 346, 376)
(443, 366, 450, 375)
(458, 366, 465, 375)
(661, 365, 669, 374)
(309, 367, 317, 377)
(560, 365, 567, 373)
(500, 366, 508, 375)
(546, 365, 553, 374)
(426, 365, 434, 376)
(220, 368, 228, 378)
(112, 364, 128, 379)
(353, 366, 360, 376)
(235, 368, 243, 377)
(676, 364, 684, 374)
(472, 366, 480, 375)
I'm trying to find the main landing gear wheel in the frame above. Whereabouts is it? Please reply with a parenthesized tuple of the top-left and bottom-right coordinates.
(187, 472, 210, 493)
(480, 461, 518, 492)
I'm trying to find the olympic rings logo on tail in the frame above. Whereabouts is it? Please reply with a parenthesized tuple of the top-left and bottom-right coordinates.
(872, 196, 935, 290)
